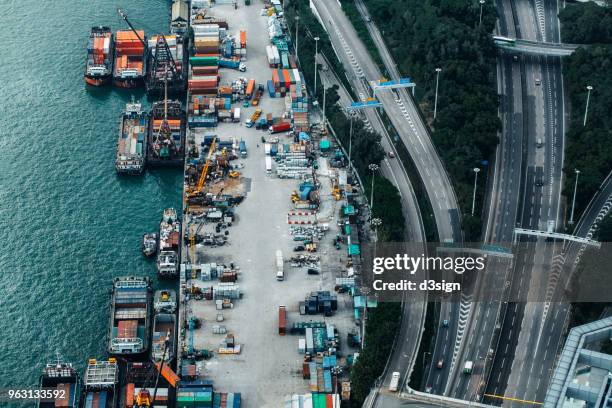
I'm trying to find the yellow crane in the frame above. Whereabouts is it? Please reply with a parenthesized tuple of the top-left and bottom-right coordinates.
(189, 137, 217, 197)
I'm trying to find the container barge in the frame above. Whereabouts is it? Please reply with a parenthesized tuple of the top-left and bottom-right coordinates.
(147, 100, 186, 167)
(146, 34, 187, 96)
(81, 359, 119, 408)
(108, 276, 151, 357)
(151, 313, 177, 363)
(115, 101, 148, 175)
(157, 208, 180, 277)
(113, 30, 147, 88)
(37, 361, 80, 408)
(85, 26, 113, 86)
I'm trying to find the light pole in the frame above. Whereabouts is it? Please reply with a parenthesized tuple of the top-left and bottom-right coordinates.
(322, 78, 327, 128)
(479, 0, 485, 26)
(313, 36, 320, 98)
(348, 112, 354, 166)
(433, 67, 442, 120)
(583, 85, 593, 127)
(294, 16, 300, 63)
(471, 167, 481, 216)
(368, 163, 379, 209)
(569, 169, 580, 225)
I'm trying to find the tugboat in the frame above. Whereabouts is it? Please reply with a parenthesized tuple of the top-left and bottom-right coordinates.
(142, 233, 157, 257)
(157, 208, 180, 278)
(154, 289, 177, 313)
(37, 358, 80, 408)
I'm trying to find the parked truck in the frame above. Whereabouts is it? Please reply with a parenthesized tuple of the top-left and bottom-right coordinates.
(276, 250, 284, 281)
(251, 83, 265, 107)
(265, 156, 272, 175)
(239, 140, 247, 158)
(245, 108, 262, 128)
(269, 122, 291, 134)
(389, 372, 400, 392)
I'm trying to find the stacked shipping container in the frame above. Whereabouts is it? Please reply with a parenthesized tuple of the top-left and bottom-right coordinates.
(114, 30, 146, 87)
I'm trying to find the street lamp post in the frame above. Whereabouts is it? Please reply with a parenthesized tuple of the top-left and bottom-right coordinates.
(313, 37, 320, 98)
(479, 0, 485, 26)
(368, 164, 379, 209)
(348, 113, 354, 166)
(583, 85, 593, 127)
(471, 167, 481, 216)
(569, 169, 580, 225)
(434, 67, 442, 120)
(294, 16, 300, 63)
(322, 78, 327, 127)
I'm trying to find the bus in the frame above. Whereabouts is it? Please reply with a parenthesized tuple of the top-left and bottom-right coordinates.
(492, 35, 517, 46)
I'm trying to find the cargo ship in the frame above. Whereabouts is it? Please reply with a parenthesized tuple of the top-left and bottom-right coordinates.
(115, 100, 148, 175)
(113, 29, 147, 88)
(81, 359, 119, 408)
(154, 289, 177, 313)
(157, 208, 180, 277)
(37, 360, 80, 408)
(147, 99, 186, 167)
(108, 276, 151, 356)
(151, 313, 176, 363)
(85, 26, 114, 86)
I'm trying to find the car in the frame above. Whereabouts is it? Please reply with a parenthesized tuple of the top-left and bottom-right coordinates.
(513, 55, 519, 62)
(536, 178, 544, 187)
(365, 16, 372, 22)
(388, 151, 396, 158)
(442, 319, 449, 327)
(437, 359, 444, 369)
(425, 386, 433, 393)
(535, 78, 541, 86)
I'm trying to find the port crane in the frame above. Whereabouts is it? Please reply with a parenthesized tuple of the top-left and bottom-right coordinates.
(187, 137, 217, 199)
(133, 335, 173, 408)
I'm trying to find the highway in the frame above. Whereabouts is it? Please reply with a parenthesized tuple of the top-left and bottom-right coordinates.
(346, 0, 466, 395)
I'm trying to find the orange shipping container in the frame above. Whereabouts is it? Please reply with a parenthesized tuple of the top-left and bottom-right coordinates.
(282, 69, 291, 88)
(153, 119, 181, 128)
(155, 363, 179, 388)
(246, 79, 255, 95)
(116, 30, 144, 41)
(272, 70, 280, 87)
(125, 383, 135, 408)
(239, 30, 246, 47)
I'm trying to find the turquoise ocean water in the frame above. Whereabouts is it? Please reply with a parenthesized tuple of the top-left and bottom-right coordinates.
(0, 0, 181, 390)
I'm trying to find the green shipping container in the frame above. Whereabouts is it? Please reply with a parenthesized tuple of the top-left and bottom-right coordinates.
(190, 57, 219, 67)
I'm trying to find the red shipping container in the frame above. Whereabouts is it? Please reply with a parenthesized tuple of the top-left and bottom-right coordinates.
(92, 392, 100, 408)
(278, 306, 286, 335)
(125, 383, 135, 408)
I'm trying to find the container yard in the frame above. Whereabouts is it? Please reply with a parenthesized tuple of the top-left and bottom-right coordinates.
(176, 2, 364, 406)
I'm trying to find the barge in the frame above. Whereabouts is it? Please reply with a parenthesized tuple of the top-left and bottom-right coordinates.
(81, 358, 119, 408)
(85, 26, 113, 86)
(107, 276, 151, 357)
(113, 29, 147, 88)
(151, 313, 177, 364)
(37, 361, 80, 408)
(147, 99, 186, 167)
(157, 208, 180, 277)
(115, 100, 148, 175)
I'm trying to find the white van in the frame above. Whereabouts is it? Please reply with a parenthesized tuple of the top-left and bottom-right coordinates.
(389, 371, 400, 392)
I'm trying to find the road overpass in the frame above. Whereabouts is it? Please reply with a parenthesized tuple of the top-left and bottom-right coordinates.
(494, 37, 580, 56)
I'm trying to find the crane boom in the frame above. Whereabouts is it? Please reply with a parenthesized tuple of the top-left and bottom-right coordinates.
(196, 138, 217, 194)
(117, 8, 146, 46)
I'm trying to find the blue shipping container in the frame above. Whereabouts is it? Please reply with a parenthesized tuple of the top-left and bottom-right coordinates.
(267, 80, 275, 97)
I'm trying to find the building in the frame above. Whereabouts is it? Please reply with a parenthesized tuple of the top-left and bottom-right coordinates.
(544, 316, 612, 407)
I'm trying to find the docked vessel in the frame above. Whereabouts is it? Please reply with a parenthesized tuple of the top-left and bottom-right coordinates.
(146, 34, 186, 95)
(81, 359, 119, 408)
(108, 276, 151, 356)
(142, 233, 157, 256)
(37, 360, 80, 408)
(85, 26, 114, 86)
(115, 100, 148, 175)
(113, 29, 147, 88)
(154, 289, 177, 313)
(151, 313, 176, 363)
(157, 208, 180, 277)
(147, 99, 186, 167)
(119, 362, 176, 408)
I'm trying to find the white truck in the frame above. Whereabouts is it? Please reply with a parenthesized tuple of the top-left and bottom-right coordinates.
(463, 361, 473, 374)
(389, 371, 400, 392)
(265, 156, 272, 175)
(276, 250, 284, 281)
